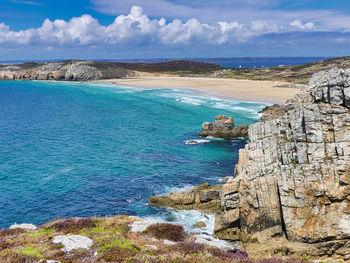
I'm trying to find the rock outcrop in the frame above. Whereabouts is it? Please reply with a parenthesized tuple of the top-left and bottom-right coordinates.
(200, 116, 249, 139)
(215, 68, 350, 260)
(0, 61, 129, 81)
(149, 183, 222, 213)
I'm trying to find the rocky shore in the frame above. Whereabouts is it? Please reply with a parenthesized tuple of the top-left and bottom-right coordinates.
(149, 183, 223, 213)
(0, 61, 129, 81)
(0, 60, 222, 81)
(151, 68, 350, 261)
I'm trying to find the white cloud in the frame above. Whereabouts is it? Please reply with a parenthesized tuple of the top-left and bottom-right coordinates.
(289, 19, 314, 30)
(0, 6, 335, 49)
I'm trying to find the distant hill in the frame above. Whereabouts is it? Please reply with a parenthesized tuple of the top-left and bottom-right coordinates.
(216, 56, 350, 84)
(1, 57, 350, 83)
(0, 60, 223, 81)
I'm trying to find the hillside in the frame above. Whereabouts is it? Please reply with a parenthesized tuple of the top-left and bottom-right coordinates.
(215, 56, 350, 83)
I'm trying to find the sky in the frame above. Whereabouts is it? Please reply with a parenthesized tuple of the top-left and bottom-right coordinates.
(1, 0, 350, 60)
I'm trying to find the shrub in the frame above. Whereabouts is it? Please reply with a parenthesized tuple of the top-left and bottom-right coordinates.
(144, 223, 185, 242)
(207, 247, 249, 260)
(50, 218, 97, 233)
(0, 228, 26, 237)
(134, 255, 179, 263)
(102, 246, 138, 262)
(2, 252, 38, 263)
(256, 259, 283, 263)
(0, 238, 15, 250)
(171, 242, 205, 256)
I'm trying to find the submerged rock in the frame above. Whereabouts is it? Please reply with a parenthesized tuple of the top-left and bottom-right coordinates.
(215, 68, 350, 260)
(200, 116, 248, 139)
(149, 183, 222, 213)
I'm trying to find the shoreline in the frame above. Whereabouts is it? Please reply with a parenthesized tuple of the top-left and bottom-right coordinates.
(104, 76, 303, 104)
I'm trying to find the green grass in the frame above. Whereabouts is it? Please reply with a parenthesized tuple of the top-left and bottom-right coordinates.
(18, 245, 44, 259)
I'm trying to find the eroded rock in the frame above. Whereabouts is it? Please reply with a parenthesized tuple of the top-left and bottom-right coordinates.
(200, 116, 248, 139)
(149, 183, 223, 213)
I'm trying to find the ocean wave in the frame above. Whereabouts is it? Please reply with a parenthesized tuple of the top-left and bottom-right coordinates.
(175, 96, 204, 106)
(185, 139, 211, 145)
(142, 209, 238, 248)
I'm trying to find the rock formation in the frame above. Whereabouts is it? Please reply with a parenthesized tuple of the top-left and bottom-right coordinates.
(149, 183, 222, 213)
(215, 68, 350, 260)
(0, 61, 129, 81)
(200, 116, 248, 139)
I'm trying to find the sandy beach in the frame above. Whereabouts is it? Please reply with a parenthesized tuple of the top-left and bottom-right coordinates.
(105, 77, 302, 104)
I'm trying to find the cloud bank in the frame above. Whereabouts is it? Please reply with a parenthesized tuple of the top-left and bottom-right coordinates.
(0, 6, 318, 48)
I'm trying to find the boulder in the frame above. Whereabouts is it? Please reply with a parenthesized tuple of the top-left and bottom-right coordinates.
(52, 235, 93, 253)
(200, 116, 248, 139)
(10, 223, 37, 230)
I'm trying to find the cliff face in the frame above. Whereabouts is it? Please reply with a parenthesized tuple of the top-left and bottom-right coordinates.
(0, 61, 129, 81)
(216, 68, 350, 259)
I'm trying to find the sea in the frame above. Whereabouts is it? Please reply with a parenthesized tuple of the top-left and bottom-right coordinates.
(0, 80, 268, 232)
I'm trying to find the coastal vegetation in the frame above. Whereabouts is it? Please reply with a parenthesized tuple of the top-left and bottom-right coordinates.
(0, 216, 308, 263)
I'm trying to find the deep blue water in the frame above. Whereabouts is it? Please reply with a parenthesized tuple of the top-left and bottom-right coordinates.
(0, 81, 267, 229)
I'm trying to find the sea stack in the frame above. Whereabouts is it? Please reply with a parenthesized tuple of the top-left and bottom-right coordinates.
(200, 115, 248, 139)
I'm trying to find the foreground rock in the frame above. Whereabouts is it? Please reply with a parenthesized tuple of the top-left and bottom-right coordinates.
(215, 68, 350, 260)
(149, 183, 222, 213)
(9, 223, 37, 230)
(200, 116, 248, 139)
(52, 235, 94, 252)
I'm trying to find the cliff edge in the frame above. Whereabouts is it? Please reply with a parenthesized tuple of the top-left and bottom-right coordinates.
(216, 68, 350, 260)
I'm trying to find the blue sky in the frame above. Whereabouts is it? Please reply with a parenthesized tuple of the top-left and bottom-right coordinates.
(1, 0, 350, 60)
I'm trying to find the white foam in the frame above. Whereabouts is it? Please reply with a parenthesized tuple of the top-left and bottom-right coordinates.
(143, 209, 238, 249)
(176, 96, 204, 106)
(185, 139, 210, 145)
(161, 184, 194, 195)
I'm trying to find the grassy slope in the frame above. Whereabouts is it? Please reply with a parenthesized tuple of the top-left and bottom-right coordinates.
(0, 216, 306, 263)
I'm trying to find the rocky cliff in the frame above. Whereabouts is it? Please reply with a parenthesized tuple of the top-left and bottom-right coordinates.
(0, 61, 129, 81)
(215, 68, 350, 260)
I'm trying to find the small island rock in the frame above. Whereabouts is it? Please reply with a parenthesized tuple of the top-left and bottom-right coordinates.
(200, 116, 248, 139)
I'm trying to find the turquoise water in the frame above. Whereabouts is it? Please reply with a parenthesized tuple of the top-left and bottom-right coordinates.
(0, 81, 267, 229)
